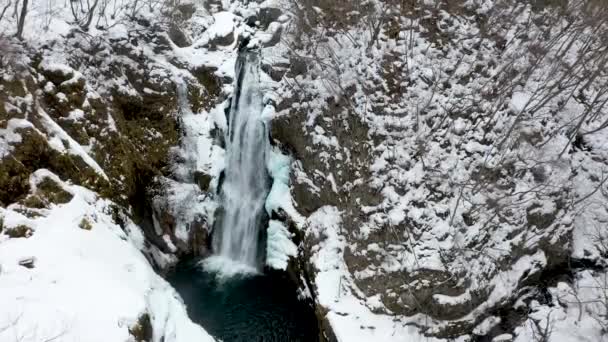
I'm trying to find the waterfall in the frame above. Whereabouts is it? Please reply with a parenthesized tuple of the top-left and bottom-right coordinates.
(210, 52, 270, 271)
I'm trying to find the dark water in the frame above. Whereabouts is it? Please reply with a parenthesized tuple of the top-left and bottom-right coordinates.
(167, 259, 319, 342)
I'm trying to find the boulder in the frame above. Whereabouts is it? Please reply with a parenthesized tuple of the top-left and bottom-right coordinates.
(168, 24, 192, 47)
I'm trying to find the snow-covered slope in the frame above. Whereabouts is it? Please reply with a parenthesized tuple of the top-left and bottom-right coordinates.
(0, 170, 214, 342)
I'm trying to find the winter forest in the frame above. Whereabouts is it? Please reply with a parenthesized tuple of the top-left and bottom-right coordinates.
(1, 0, 608, 341)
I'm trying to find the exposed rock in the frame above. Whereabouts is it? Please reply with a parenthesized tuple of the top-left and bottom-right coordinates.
(18, 256, 36, 269)
(5, 224, 33, 238)
(169, 24, 192, 47)
(194, 171, 212, 191)
(177, 3, 196, 20)
(147, 177, 214, 259)
(259, 8, 283, 26)
(128, 313, 153, 342)
(261, 61, 289, 82)
(36, 176, 74, 204)
(190, 65, 222, 109)
(286, 56, 308, 78)
(79, 217, 93, 230)
(246, 7, 282, 30)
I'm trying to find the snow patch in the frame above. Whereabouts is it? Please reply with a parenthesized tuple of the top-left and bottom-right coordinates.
(266, 220, 297, 270)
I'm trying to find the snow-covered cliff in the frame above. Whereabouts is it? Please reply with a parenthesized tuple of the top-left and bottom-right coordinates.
(1, 0, 608, 341)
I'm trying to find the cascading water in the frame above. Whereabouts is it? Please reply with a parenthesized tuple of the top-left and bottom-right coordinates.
(167, 50, 319, 342)
(210, 51, 270, 270)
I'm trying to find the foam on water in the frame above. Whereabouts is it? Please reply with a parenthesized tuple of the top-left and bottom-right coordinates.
(200, 255, 259, 280)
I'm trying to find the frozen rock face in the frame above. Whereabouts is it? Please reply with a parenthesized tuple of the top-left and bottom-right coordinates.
(270, 0, 608, 340)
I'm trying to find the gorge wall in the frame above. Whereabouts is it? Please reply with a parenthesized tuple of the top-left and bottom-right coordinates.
(1, 0, 608, 341)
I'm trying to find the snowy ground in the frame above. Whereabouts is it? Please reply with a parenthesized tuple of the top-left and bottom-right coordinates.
(0, 170, 215, 342)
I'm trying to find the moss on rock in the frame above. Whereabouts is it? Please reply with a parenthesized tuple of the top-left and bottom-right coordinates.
(37, 177, 73, 204)
(21, 194, 47, 209)
(79, 217, 93, 230)
(5, 224, 33, 238)
(129, 313, 153, 342)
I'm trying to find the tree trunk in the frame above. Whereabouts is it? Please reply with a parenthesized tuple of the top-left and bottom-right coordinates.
(15, 0, 28, 40)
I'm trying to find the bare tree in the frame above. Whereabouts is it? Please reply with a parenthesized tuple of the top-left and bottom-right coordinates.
(14, 0, 27, 40)
(365, 1, 389, 51)
(0, 0, 11, 23)
(70, 0, 100, 31)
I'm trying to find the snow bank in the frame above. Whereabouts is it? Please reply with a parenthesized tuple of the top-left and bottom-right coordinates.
(0, 171, 214, 342)
(266, 220, 297, 270)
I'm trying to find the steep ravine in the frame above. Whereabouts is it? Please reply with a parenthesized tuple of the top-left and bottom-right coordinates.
(166, 47, 321, 341)
(3, 0, 608, 341)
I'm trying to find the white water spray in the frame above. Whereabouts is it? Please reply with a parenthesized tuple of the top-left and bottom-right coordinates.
(210, 52, 270, 271)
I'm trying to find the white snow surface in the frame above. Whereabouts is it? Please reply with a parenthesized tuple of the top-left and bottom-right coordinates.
(0, 171, 215, 342)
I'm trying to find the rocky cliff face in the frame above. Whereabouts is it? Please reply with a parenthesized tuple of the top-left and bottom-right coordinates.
(0, 14, 214, 265)
(268, 0, 608, 340)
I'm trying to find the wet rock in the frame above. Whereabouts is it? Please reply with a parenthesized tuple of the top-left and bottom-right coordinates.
(246, 7, 283, 30)
(261, 61, 289, 82)
(194, 171, 213, 192)
(168, 24, 192, 47)
(188, 215, 211, 257)
(177, 3, 196, 20)
(147, 177, 213, 259)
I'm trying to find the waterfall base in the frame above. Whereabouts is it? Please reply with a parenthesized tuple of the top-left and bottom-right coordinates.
(167, 258, 319, 342)
(200, 255, 259, 278)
